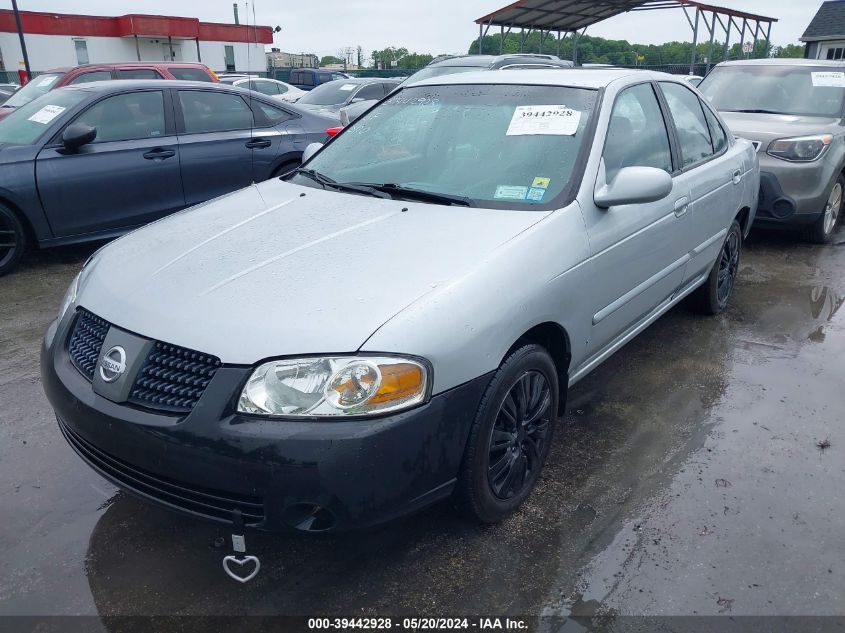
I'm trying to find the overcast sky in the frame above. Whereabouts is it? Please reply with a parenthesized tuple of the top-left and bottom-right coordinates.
(11, 1, 821, 57)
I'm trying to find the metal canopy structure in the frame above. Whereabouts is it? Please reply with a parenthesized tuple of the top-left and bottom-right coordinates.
(475, 0, 778, 73)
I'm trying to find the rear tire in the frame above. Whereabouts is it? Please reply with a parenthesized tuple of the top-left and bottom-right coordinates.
(0, 204, 26, 277)
(271, 160, 299, 179)
(454, 344, 559, 523)
(806, 174, 843, 244)
(689, 219, 742, 316)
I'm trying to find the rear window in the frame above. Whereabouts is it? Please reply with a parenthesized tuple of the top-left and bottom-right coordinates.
(169, 67, 214, 82)
(298, 81, 361, 106)
(2, 73, 65, 108)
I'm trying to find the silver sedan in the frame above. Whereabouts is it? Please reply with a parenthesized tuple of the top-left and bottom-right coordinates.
(44, 69, 759, 531)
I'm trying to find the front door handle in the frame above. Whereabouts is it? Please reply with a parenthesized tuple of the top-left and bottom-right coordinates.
(674, 196, 690, 217)
(732, 169, 742, 185)
(143, 148, 175, 160)
(245, 138, 272, 149)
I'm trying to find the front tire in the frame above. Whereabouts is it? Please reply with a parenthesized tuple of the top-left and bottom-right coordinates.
(0, 204, 26, 277)
(454, 344, 559, 523)
(806, 174, 843, 244)
(689, 219, 742, 315)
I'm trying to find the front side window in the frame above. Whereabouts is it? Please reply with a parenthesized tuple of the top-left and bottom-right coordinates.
(73, 91, 166, 143)
(698, 65, 845, 117)
(178, 90, 253, 133)
(660, 82, 714, 167)
(603, 83, 672, 182)
(69, 70, 112, 85)
(3, 73, 65, 108)
(295, 83, 598, 209)
(0, 89, 86, 145)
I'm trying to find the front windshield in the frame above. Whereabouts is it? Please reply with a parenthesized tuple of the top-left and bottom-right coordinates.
(298, 81, 360, 106)
(699, 65, 845, 117)
(294, 83, 597, 209)
(0, 89, 86, 145)
(3, 73, 65, 108)
(405, 66, 485, 84)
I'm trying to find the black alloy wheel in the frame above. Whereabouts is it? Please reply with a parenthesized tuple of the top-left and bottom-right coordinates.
(0, 204, 25, 277)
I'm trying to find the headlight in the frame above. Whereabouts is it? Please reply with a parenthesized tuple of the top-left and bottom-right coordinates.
(57, 273, 80, 322)
(767, 134, 832, 162)
(238, 356, 430, 417)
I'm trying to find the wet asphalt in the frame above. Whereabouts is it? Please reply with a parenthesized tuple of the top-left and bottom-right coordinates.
(0, 226, 843, 628)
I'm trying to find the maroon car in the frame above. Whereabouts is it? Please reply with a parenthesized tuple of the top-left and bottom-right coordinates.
(0, 62, 218, 120)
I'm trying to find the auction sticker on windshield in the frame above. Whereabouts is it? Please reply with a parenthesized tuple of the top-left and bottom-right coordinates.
(27, 104, 66, 124)
(494, 185, 529, 200)
(811, 72, 845, 87)
(507, 105, 581, 136)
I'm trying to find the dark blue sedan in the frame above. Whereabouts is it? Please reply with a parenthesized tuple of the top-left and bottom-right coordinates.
(0, 80, 337, 275)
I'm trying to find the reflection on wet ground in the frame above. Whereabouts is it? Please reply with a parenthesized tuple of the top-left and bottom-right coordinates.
(1, 228, 843, 625)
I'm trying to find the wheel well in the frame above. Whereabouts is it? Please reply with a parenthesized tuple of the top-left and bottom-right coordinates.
(507, 322, 571, 415)
(0, 196, 36, 247)
(271, 153, 302, 177)
(735, 206, 751, 238)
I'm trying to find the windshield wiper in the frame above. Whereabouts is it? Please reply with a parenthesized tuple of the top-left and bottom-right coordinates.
(352, 183, 475, 207)
(292, 168, 391, 199)
(724, 109, 785, 115)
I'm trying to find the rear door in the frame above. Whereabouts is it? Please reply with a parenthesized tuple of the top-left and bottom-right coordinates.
(657, 81, 741, 284)
(175, 88, 257, 204)
(248, 100, 298, 180)
(580, 82, 690, 359)
(35, 89, 183, 237)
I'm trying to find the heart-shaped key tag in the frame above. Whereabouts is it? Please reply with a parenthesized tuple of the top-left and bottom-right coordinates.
(223, 555, 260, 583)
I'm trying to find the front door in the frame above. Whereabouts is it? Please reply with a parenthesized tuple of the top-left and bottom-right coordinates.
(175, 88, 257, 205)
(579, 82, 689, 362)
(35, 89, 184, 238)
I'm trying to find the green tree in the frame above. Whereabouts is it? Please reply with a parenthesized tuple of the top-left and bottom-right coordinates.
(320, 55, 343, 66)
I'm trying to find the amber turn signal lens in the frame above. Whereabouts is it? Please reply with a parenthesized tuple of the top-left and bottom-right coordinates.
(368, 363, 425, 404)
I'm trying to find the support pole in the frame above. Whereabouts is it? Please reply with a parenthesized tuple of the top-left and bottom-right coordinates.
(501, 25, 505, 54)
(167, 35, 172, 61)
(135, 34, 141, 61)
(739, 19, 747, 58)
(705, 12, 716, 73)
(478, 23, 483, 55)
(557, 30, 561, 58)
(722, 17, 733, 62)
(196, 37, 201, 62)
(764, 21, 772, 58)
(689, 8, 700, 75)
(520, 28, 525, 53)
(11, 0, 31, 76)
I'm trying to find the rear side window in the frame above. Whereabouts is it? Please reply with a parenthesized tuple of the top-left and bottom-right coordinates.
(73, 91, 166, 143)
(257, 102, 293, 125)
(660, 82, 714, 167)
(178, 90, 253, 133)
(354, 83, 384, 101)
(168, 68, 214, 82)
(702, 105, 728, 153)
(69, 70, 113, 85)
(603, 83, 673, 182)
(116, 69, 162, 80)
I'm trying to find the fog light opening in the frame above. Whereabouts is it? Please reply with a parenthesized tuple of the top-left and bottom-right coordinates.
(282, 503, 336, 532)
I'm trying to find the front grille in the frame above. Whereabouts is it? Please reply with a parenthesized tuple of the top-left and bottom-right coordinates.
(129, 342, 222, 413)
(59, 418, 265, 525)
(68, 309, 109, 380)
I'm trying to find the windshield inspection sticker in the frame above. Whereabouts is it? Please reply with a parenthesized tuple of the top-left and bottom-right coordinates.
(339, 84, 357, 91)
(526, 187, 547, 202)
(494, 185, 528, 200)
(27, 104, 66, 125)
(507, 105, 581, 136)
(532, 176, 551, 188)
(812, 72, 845, 87)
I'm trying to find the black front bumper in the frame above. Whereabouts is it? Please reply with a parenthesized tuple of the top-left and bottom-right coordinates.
(42, 316, 490, 532)
(755, 171, 821, 228)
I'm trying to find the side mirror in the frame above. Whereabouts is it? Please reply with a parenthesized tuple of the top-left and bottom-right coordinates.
(594, 165, 672, 208)
(302, 142, 323, 164)
(62, 123, 97, 151)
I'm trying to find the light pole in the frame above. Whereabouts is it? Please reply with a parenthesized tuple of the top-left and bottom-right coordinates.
(11, 0, 32, 79)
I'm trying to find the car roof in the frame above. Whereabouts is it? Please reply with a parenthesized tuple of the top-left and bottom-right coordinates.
(45, 62, 209, 73)
(321, 77, 399, 85)
(716, 58, 845, 68)
(408, 67, 665, 90)
(428, 54, 565, 69)
(59, 79, 256, 94)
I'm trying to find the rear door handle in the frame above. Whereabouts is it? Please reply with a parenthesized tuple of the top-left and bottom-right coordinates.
(732, 169, 742, 185)
(674, 196, 690, 217)
(143, 148, 175, 160)
(245, 138, 272, 149)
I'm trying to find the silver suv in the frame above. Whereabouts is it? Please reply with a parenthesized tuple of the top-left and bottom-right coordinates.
(43, 70, 758, 531)
(699, 59, 845, 243)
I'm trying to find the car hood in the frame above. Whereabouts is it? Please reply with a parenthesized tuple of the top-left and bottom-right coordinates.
(719, 111, 845, 149)
(77, 180, 549, 364)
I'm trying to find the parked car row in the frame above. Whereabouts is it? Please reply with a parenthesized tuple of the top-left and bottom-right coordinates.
(42, 67, 764, 533)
